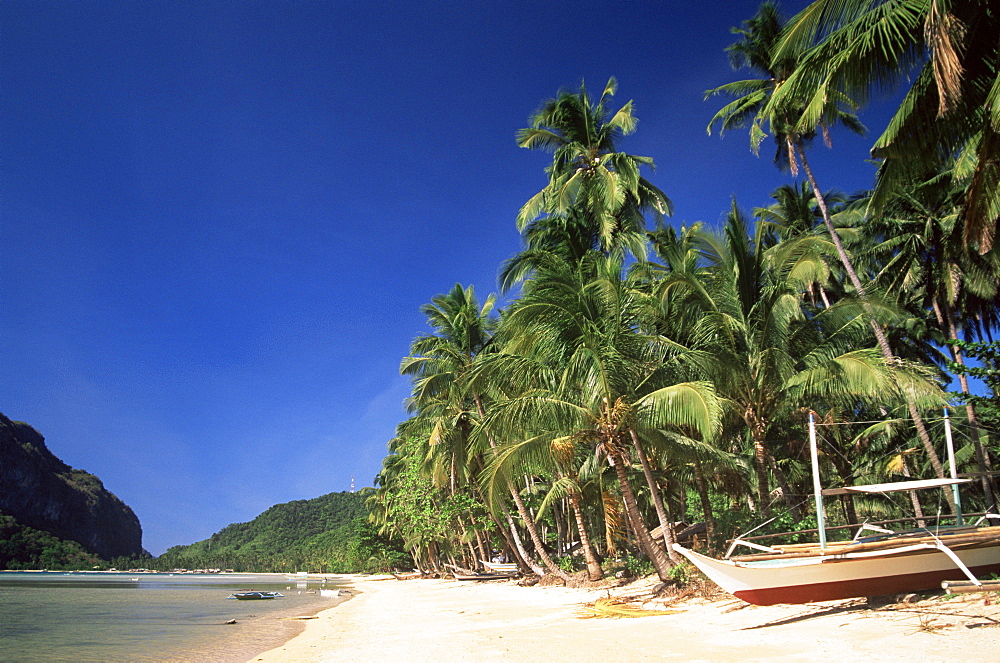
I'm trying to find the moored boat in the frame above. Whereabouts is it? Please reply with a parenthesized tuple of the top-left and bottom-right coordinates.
(676, 412, 1000, 605)
(675, 526, 1000, 605)
(454, 572, 517, 581)
(226, 591, 284, 600)
(481, 561, 519, 574)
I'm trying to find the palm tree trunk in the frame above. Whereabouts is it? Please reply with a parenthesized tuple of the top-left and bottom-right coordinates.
(693, 460, 717, 548)
(745, 411, 772, 511)
(468, 454, 532, 570)
(607, 449, 674, 580)
(472, 393, 568, 579)
(818, 284, 831, 308)
(504, 509, 542, 575)
(568, 491, 604, 580)
(629, 429, 679, 562)
(554, 499, 567, 556)
(935, 298, 997, 508)
(508, 482, 570, 580)
(473, 526, 489, 565)
(901, 454, 927, 528)
(764, 447, 802, 520)
(794, 139, 953, 511)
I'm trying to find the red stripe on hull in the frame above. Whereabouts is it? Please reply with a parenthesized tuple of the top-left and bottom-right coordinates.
(734, 562, 1000, 606)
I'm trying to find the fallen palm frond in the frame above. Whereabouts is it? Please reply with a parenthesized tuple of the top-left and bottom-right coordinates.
(577, 596, 684, 619)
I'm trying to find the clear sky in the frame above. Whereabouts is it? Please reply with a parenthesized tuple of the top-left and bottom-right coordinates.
(3, 1, 899, 555)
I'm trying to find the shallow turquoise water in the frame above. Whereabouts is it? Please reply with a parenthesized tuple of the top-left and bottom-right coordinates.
(0, 572, 347, 662)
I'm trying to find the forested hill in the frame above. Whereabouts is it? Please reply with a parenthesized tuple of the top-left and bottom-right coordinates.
(155, 490, 408, 572)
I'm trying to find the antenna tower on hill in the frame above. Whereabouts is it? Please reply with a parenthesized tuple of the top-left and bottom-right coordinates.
(350, 475, 355, 493)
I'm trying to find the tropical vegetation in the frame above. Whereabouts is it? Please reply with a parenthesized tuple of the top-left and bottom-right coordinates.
(0, 514, 104, 570)
(0, 491, 408, 573)
(367, 1, 1000, 582)
(141, 491, 407, 573)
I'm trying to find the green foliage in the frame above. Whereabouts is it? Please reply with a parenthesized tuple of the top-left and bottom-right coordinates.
(557, 555, 577, 574)
(606, 552, 654, 578)
(63, 469, 105, 494)
(368, 26, 1000, 585)
(345, 517, 412, 573)
(0, 514, 103, 570)
(949, 340, 1000, 431)
(154, 491, 409, 573)
(667, 561, 691, 586)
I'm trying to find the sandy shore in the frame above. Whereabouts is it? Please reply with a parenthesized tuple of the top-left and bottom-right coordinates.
(252, 576, 1000, 662)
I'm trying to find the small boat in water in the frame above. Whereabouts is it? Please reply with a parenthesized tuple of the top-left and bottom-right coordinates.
(226, 591, 284, 600)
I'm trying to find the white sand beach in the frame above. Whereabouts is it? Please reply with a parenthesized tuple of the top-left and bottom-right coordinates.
(252, 576, 1000, 662)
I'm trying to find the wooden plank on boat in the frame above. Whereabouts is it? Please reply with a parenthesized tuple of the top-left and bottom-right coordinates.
(729, 527, 1000, 562)
(941, 580, 1000, 593)
(821, 478, 970, 496)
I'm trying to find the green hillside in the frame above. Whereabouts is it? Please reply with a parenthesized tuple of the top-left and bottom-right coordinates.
(151, 491, 409, 573)
(0, 514, 103, 570)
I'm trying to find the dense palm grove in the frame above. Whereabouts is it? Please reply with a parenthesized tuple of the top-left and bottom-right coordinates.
(368, 1, 1000, 583)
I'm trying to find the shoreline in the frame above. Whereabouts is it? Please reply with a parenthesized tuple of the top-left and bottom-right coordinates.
(251, 575, 1000, 662)
(0, 570, 353, 662)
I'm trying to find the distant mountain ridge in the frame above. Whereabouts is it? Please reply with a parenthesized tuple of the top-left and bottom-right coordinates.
(0, 412, 144, 561)
(157, 490, 370, 571)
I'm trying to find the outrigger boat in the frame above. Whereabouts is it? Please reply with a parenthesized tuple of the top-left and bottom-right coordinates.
(675, 412, 1000, 605)
(480, 560, 519, 575)
(453, 572, 518, 581)
(226, 591, 284, 600)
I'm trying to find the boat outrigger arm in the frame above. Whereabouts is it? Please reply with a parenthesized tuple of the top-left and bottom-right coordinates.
(724, 409, 984, 587)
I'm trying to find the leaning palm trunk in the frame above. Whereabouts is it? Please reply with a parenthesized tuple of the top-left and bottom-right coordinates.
(900, 453, 927, 528)
(568, 491, 604, 580)
(630, 429, 679, 562)
(504, 509, 542, 575)
(496, 506, 533, 572)
(935, 299, 997, 508)
(471, 454, 535, 572)
(794, 140, 953, 512)
(607, 449, 674, 580)
(473, 393, 568, 579)
(508, 482, 570, 580)
(692, 460, 717, 547)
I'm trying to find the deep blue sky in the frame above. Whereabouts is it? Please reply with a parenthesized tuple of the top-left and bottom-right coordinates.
(3, 1, 897, 555)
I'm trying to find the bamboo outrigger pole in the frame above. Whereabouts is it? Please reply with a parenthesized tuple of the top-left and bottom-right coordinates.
(809, 412, 828, 549)
(943, 408, 963, 526)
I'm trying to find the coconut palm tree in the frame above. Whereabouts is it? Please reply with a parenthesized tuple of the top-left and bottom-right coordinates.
(754, 181, 854, 308)
(773, 0, 1000, 254)
(857, 177, 999, 504)
(653, 203, 947, 515)
(401, 283, 572, 578)
(710, 3, 953, 493)
(476, 253, 723, 581)
(479, 424, 607, 580)
(516, 78, 671, 263)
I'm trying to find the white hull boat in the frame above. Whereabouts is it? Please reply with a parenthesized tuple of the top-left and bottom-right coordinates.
(676, 412, 1000, 605)
(675, 527, 1000, 605)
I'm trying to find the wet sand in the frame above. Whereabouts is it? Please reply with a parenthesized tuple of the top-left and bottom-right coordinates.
(250, 575, 1000, 662)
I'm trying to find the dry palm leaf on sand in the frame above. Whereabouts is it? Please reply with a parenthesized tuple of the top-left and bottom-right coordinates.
(578, 597, 684, 619)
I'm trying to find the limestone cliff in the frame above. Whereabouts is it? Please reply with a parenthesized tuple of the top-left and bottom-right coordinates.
(0, 412, 144, 559)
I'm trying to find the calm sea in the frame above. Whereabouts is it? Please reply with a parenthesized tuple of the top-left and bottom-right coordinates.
(0, 571, 350, 662)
